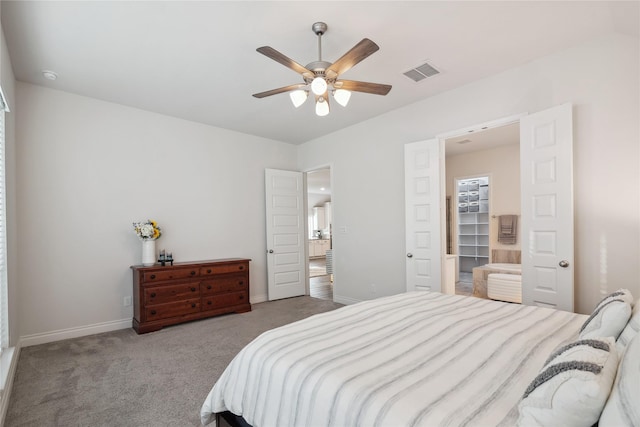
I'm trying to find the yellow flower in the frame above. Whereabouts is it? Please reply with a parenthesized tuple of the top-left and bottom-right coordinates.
(153, 229, 160, 239)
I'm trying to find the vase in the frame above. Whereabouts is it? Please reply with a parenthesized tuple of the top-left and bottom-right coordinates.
(141, 239, 156, 266)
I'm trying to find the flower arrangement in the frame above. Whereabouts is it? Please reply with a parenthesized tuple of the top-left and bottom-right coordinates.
(133, 220, 161, 240)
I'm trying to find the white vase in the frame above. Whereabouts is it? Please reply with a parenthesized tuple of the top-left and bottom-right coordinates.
(141, 239, 156, 266)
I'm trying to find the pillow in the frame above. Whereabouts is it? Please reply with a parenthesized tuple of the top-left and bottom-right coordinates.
(517, 337, 618, 427)
(579, 289, 633, 340)
(615, 298, 640, 355)
(600, 332, 640, 426)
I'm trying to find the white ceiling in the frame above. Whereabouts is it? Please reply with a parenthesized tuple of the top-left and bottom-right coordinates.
(445, 122, 519, 157)
(2, 1, 638, 145)
(307, 168, 331, 195)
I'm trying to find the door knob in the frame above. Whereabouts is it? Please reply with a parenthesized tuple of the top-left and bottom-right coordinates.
(407, 253, 413, 258)
(559, 260, 570, 268)
(268, 249, 274, 253)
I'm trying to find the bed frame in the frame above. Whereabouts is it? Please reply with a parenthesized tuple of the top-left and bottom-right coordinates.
(217, 411, 252, 427)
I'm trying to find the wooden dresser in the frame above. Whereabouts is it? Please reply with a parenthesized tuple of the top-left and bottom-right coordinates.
(131, 258, 251, 334)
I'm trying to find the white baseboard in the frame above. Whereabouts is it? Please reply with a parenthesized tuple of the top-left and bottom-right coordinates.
(20, 318, 132, 348)
(0, 344, 20, 426)
(251, 293, 268, 304)
(333, 294, 361, 305)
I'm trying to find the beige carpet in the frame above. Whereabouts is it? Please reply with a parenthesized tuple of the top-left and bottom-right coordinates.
(5, 296, 342, 426)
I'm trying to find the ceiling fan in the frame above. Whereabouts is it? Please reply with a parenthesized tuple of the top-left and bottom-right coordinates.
(253, 22, 392, 116)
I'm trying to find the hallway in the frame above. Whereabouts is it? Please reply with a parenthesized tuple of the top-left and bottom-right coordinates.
(309, 257, 333, 300)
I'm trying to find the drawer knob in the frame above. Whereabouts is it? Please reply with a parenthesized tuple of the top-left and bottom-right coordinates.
(239, 295, 244, 300)
(207, 269, 212, 274)
(207, 285, 212, 290)
(191, 303, 196, 308)
(190, 287, 196, 292)
(239, 266, 244, 270)
(190, 271, 196, 276)
(239, 281, 244, 285)
(150, 274, 156, 279)
(150, 310, 157, 315)
(207, 301, 212, 305)
(150, 292, 156, 298)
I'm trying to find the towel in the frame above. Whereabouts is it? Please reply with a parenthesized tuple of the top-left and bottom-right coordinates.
(498, 215, 518, 244)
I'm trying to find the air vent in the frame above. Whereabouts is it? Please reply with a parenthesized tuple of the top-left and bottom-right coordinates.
(403, 61, 440, 82)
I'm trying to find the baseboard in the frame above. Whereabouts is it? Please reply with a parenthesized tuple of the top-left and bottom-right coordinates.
(250, 293, 268, 304)
(0, 344, 20, 425)
(20, 318, 132, 348)
(333, 294, 361, 305)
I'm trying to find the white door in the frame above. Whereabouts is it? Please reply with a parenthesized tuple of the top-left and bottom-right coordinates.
(265, 169, 306, 300)
(405, 139, 442, 292)
(520, 103, 574, 311)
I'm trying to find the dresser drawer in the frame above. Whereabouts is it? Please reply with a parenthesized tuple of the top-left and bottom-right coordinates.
(143, 268, 199, 283)
(200, 262, 248, 276)
(132, 258, 251, 333)
(144, 283, 199, 305)
(144, 298, 200, 321)
(202, 291, 248, 311)
(200, 275, 248, 295)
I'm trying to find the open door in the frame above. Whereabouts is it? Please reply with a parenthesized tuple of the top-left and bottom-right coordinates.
(405, 139, 442, 292)
(265, 169, 306, 300)
(520, 103, 574, 311)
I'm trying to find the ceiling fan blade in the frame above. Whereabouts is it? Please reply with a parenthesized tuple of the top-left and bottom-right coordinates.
(253, 83, 307, 98)
(325, 39, 379, 80)
(257, 46, 315, 80)
(335, 80, 392, 96)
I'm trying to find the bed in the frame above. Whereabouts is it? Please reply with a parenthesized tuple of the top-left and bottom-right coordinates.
(201, 290, 639, 427)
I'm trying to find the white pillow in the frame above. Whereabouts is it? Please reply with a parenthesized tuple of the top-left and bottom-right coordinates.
(600, 332, 640, 426)
(615, 298, 640, 355)
(580, 289, 633, 340)
(517, 337, 618, 427)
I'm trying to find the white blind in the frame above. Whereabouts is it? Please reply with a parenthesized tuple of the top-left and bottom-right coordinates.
(0, 89, 8, 349)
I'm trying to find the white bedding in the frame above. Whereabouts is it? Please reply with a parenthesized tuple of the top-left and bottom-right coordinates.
(201, 291, 587, 427)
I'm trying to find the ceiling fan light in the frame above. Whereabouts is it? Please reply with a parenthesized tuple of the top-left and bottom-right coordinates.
(315, 98, 330, 116)
(334, 89, 351, 107)
(311, 77, 328, 96)
(289, 90, 308, 108)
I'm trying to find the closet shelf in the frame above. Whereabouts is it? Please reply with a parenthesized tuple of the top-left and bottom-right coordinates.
(457, 177, 490, 273)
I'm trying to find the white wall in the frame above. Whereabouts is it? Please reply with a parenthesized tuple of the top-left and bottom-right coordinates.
(298, 33, 640, 314)
(0, 20, 18, 348)
(446, 143, 521, 252)
(15, 83, 297, 341)
(8, 31, 640, 342)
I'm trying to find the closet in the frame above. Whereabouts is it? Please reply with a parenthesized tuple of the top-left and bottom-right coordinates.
(457, 177, 489, 273)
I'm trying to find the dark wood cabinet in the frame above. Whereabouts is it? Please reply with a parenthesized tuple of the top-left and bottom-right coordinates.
(131, 258, 251, 334)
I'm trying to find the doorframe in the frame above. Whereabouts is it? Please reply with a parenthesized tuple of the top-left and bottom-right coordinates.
(434, 113, 527, 292)
(303, 163, 334, 297)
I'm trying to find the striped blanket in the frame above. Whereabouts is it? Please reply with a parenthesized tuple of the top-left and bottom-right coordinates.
(201, 291, 587, 427)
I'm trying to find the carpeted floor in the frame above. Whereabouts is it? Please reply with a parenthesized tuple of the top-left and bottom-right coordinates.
(5, 296, 342, 427)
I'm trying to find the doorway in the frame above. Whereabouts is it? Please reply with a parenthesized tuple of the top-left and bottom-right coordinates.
(306, 168, 333, 300)
(444, 123, 521, 298)
(406, 104, 574, 310)
(454, 175, 491, 296)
